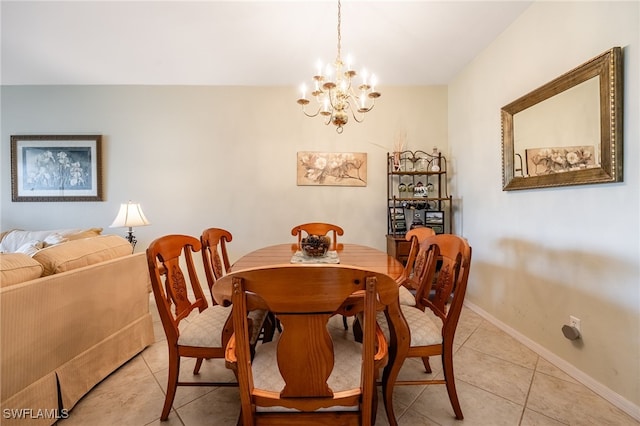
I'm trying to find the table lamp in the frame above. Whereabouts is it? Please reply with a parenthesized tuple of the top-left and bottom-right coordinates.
(109, 201, 150, 251)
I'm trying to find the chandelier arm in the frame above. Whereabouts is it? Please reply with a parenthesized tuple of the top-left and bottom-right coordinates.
(350, 108, 365, 123)
(302, 108, 322, 118)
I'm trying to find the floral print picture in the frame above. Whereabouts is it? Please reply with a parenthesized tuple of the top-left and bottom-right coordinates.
(525, 146, 597, 177)
(11, 135, 103, 201)
(297, 152, 367, 186)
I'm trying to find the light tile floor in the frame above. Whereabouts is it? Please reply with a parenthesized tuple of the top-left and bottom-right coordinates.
(57, 297, 639, 426)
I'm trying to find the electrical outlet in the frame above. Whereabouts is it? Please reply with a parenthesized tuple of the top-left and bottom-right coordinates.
(569, 315, 581, 332)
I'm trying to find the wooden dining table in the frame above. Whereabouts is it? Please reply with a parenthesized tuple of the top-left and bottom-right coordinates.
(213, 242, 405, 307)
(233, 243, 404, 277)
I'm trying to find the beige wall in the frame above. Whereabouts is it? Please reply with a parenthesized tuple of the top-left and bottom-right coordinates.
(449, 0, 639, 415)
(0, 85, 447, 261)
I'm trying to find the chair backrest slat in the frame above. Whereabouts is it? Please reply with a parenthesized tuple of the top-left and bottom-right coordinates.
(401, 228, 437, 290)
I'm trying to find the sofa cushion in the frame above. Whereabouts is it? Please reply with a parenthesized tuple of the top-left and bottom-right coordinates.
(0, 253, 44, 287)
(0, 228, 103, 253)
(33, 235, 132, 276)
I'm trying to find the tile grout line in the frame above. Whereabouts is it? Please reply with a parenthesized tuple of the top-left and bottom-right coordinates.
(517, 355, 539, 425)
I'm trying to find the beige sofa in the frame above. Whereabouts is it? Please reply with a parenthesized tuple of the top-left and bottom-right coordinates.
(0, 229, 155, 425)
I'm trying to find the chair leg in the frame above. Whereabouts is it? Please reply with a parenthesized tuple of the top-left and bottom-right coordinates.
(262, 313, 277, 342)
(352, 317, 363, 343)
(193, 357, 204, 374)
(162, 349, 181, 421)
(382, 356, 403, 426)
(421, 356, 432, 374)
(442, 350, 463, 420)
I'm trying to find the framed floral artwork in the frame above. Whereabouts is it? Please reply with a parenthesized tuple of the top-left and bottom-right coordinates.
(525, 146, 597, 177)
(297, 152, 367, 186)
(11, 135, 103, 202)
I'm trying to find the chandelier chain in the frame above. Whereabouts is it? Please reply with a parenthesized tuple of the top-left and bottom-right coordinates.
(336, 0, 341, 62)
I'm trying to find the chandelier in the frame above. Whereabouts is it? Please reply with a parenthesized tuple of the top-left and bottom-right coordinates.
(296, 0, 381, 134)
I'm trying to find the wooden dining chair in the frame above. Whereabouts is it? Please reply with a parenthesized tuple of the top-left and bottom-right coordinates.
(146, 234, 236, 421)
(200, 227, 274, 345)
(381, 234, 472, 424)
(291, 222, 344, 251)
(352, 227, 436, 338)
(219, 264, 400, 426)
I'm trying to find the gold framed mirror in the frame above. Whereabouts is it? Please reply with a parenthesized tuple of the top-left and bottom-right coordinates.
(501, 47, 622, 191)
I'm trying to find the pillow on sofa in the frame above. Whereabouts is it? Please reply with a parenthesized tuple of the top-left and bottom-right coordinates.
(33, 235, 132, 276)
(43, 233, 68, 247)
(15, 240, 46, 256)
(0, 228, 103, 252)
(0, 253, 44, 287)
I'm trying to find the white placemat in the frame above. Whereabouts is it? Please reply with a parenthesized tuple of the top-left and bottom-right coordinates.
(290, 250, 340, 264)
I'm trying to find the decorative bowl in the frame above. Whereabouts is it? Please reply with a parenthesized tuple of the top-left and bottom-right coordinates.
(301, 235, 331, 257)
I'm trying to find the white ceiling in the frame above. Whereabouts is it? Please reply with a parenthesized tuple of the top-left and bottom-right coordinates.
(1, 1, 533, 86)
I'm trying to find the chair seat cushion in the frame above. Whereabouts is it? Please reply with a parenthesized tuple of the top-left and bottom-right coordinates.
(178, 305, 231, 347)
(374, 305, 443, 347)
(398, 285, 416, 306)
(251, 332, 362, 394)
(401, 305, 443, 346)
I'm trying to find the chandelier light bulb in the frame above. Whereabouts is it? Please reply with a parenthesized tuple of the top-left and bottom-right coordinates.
(346, 54, 353, 71)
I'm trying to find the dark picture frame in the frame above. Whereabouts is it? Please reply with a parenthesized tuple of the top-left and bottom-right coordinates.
(389, 206, 407, 234)
(11, 135, 103, 202)
(425, 211, 444, 225)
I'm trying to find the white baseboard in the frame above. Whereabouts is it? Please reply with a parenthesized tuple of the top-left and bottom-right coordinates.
(463, 300, 640, 422)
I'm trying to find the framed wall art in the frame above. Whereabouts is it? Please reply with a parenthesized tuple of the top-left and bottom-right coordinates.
(388, 206, 406, 235)
(11, 135, 103, 202)
(297, 152, 367, 186)
(425, 211, 444, 225)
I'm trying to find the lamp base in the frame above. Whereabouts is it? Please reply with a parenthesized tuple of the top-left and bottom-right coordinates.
(125, 228, 137, 252)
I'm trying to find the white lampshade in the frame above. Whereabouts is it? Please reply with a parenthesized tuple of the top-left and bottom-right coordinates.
(110, 201, 150, 228)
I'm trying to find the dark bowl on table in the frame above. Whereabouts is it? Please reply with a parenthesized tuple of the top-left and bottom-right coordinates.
(301, 235, 331, 257)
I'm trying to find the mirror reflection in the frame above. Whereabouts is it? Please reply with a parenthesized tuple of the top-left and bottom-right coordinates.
(514, 77, 600, 177)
